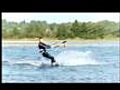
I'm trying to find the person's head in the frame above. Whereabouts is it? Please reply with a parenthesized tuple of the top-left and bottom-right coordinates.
(38, 37, 43, 42)
(62, 41, 67, 44)
(62, 41, 67, 47)
(39, 36, 42, 39)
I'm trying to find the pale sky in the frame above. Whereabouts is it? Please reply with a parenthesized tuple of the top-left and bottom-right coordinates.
(2, 13, 120, 23)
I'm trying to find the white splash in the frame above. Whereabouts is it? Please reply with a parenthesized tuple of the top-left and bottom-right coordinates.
(55, 50, 98, 66)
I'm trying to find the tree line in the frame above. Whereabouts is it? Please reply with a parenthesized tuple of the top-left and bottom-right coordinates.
(2, 19, 119, 39)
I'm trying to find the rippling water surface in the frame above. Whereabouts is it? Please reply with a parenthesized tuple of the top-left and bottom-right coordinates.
(2, 42, 120, 83)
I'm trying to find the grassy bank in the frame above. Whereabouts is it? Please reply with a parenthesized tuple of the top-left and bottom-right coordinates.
(2, 38, 119, 47)
(2, 37, 119, 42)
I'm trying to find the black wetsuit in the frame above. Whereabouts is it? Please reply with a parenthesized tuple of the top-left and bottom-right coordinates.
(42, 51, 56, 63)
(38, 42, 56, 64)
(38, 42, 51, 51)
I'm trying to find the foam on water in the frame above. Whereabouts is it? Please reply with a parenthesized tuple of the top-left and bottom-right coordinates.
(3, 50, 100, 67)
(55, 50, 98, 66)
(3, 59, 50, 67)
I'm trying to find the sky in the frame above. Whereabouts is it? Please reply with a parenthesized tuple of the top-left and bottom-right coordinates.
(2, 13, 120, 23)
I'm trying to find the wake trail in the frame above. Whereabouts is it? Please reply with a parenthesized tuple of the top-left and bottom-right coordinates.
(3, 50, 104, 67)
(55, 50, 99, 66)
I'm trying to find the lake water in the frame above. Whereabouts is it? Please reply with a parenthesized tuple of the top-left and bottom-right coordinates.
(2, 42, 120, 83)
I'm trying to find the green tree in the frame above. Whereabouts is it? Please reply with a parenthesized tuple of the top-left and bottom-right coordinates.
(70, 20, 80, 38)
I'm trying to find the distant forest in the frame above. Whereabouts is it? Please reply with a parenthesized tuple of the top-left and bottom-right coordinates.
(2, 19, 119, 39)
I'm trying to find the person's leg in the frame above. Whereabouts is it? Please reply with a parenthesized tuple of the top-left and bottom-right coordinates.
(42, 51, 56, 65)
(50, 57, 56, 66)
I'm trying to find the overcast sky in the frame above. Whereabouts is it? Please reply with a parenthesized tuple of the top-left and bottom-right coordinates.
(2, 13, 120, 23)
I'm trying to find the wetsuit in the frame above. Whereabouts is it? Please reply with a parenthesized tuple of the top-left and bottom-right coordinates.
(42, 51, 56, 63)
(38, 42, 56, 64)
(38, 42, 51, 51)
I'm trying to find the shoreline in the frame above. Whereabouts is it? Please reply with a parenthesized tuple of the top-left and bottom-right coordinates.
(2, 38, 119, 43)
(2, 39, 119, 47)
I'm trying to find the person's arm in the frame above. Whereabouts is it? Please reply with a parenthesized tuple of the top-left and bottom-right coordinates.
(40, 42, 51, 49)
(51, 45, 60, 48)
(51, 41, 67, 48)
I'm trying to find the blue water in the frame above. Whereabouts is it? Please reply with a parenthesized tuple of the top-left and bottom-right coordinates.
(2, 42, 120, 83)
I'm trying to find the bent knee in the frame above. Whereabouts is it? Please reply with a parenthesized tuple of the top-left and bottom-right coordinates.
(51, 58, 56, 63)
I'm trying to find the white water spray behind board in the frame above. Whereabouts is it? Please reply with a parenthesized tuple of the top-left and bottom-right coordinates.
(55, 50, 98, 66)
(3, 50, 99, 67)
